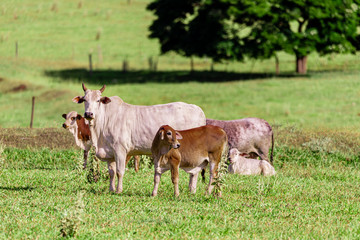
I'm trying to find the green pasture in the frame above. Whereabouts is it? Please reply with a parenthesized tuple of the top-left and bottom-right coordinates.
(1, 0, 360, 239)
(1, 69, 360, 130)
(1, 143, 360, 239)
(0, 0, 359, 130)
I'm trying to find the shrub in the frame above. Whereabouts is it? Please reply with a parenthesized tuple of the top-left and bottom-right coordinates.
(59, 191, 85, 238)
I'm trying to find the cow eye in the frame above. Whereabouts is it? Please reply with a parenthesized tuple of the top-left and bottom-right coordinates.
(166, 132, 172, 136)
(71, 117, 75, 121)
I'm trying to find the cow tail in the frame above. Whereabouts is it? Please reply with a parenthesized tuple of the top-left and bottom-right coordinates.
(270, 132, 274, 164)
(221, 132, 229, 168)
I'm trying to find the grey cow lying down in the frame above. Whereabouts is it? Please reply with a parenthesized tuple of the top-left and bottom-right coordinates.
(228, 148, 276, 176)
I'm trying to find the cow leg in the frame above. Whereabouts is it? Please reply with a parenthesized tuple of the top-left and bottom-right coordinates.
(189, 172, 200, 194)
(125, 155, 131, 166)
(152, 159, 162, 197)
(83, 149, 89, 169)
(134, 155, 140, 173)
(107, 161, 116, 192)
(170, 157, 180, 197)
(207, 161, 219, 195)
(256, 147, 269, 161)
(114, 150, 127, 194)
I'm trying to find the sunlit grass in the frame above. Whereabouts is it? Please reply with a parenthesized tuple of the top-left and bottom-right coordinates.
(0, 142, 360, 239)
(0, 0, 359, 129)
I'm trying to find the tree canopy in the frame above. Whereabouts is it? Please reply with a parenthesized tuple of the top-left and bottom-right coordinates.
(147, 0, 360, 74)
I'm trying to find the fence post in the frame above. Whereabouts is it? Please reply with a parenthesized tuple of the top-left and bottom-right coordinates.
(123, 57, 129, 72)
(88, 53, 93, 75)
(30, 96, 35, 128)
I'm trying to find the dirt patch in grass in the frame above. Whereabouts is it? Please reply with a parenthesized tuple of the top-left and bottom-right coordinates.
(9, 84, 27, 92)
(1, 126, 359, 157)
(0, 128, 76, 149)
(37, 89, 71, 102)
(0, 78, 37, 94)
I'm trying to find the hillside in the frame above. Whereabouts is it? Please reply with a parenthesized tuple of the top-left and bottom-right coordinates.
(0, 0, 359, 129)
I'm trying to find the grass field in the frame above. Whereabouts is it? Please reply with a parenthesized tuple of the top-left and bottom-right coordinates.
(0, 0, 360, 129)
(1, 139, 360, 239)
(1, 0, 360, 239)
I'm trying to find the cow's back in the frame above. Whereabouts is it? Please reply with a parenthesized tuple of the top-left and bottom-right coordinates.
(101, 98, 206, 155)
(176, 125, 227, 167)
(206, 118, 272, 150)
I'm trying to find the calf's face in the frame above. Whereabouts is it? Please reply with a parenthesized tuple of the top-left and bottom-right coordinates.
(229, 148, 250, 163)
(62, 111, 80, 129)
(72, 83, 111, 121)
(229, 148, 240, 163)
(159, 125, 183, 150)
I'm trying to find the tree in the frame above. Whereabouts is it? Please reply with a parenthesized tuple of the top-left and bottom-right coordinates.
(147, 0, 360, 74)
(147, 0, 245, 62)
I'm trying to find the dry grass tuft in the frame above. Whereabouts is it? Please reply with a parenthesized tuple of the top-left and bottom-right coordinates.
(77, 1, 83, 9)
(0, 128, 75, 149)
(51, 2, 58, 12)
(95, 28, 102, 41)
(273, 124, 360, 156)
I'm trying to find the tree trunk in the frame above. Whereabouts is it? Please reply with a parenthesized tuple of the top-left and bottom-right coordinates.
(296, 55, 307, 74)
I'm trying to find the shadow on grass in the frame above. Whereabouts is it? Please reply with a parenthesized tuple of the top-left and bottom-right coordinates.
(0, 186, 35, 191)
(44, 68, 308, 84)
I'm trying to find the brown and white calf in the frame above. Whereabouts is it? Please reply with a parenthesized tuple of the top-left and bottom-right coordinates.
(228, 148, 276, 176)
(62, 111, 141, 171)
(62, 111, 92, 169)
(151, 125, 228, 197)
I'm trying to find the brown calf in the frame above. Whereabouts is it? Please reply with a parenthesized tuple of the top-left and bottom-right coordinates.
(151, 125, 228, 197)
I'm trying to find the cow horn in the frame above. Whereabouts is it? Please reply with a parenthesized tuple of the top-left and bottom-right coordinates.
(82, 83, 88, 92)
(99, 85, 106, 93)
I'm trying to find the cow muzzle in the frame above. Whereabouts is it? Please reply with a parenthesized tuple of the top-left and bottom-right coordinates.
(173, 143, 181, 149)
(84, 112, 94, 120)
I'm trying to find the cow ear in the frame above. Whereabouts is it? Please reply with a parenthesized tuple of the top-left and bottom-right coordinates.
(175, 131, 183, 140)
(76, 114, 82, 120)
(72, 96, 84, 104)
(100, 97, 111, 104)
(62, 114, 67, 119)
